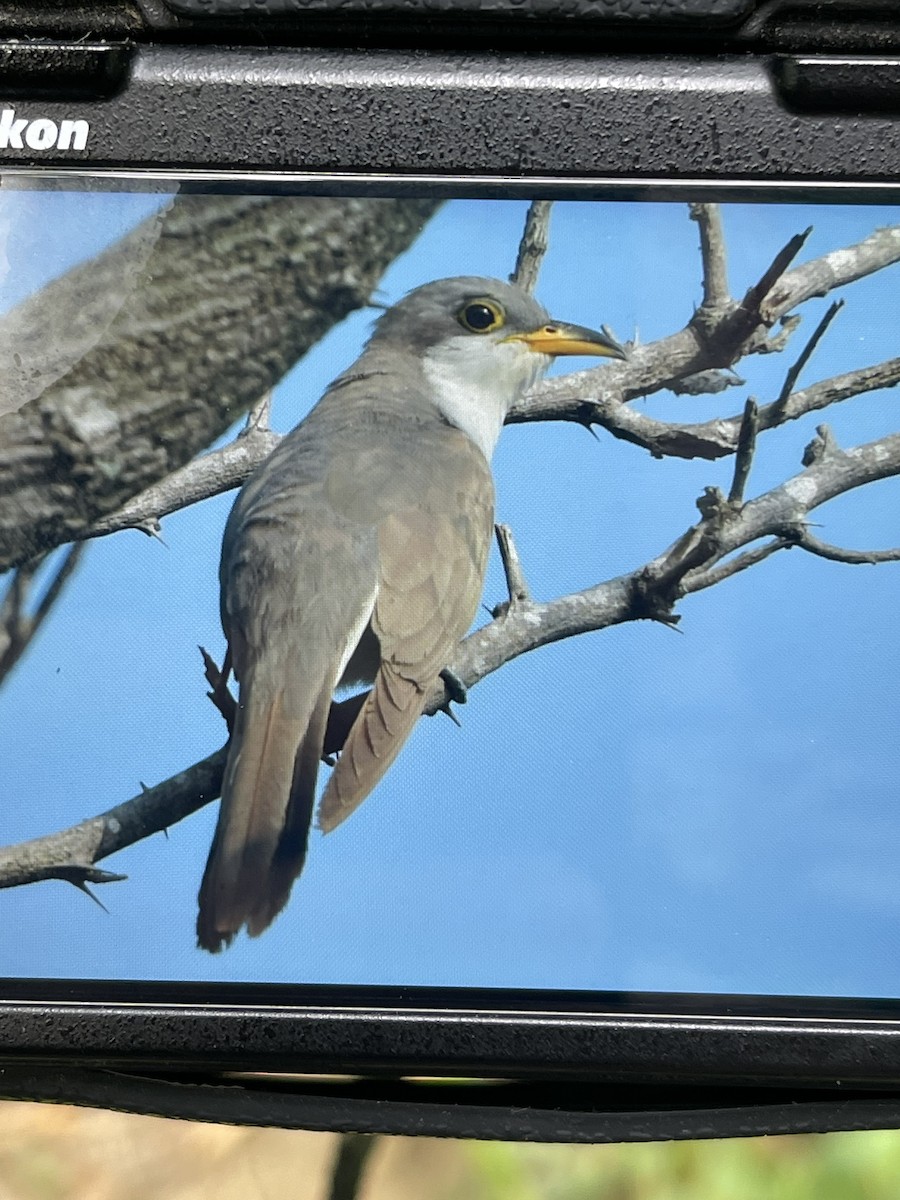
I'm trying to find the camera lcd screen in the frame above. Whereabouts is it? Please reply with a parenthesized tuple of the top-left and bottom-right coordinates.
(1, 183, 898, 1002)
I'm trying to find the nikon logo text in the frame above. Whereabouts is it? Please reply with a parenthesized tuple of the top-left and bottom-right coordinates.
(0, 109, 89, 151)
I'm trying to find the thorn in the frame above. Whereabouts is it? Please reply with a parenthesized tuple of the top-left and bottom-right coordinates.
(58, 864, 127, 910)
(73, 880, 110, 912)
(439, 702, 463, 728)
(242, 390, 272, 434)
(137, 519, 167, 546)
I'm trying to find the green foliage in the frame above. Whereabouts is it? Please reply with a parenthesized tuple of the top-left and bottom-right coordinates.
(462, 1132, 900, 1200)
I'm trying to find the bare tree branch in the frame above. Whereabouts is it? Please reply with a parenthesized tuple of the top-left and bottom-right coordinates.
(761, 224, 900, 321)
(762, 357, 900, 435)
(513, 223, 900, 432)
(741, 225, 812, 317)
(681, 538, 792, 593)
(787, 531, 900, 566)
(690, 203, 730, 309)
(519, 355, 900, 463)
(772, 298, 844, 415)
(495, 523, 532, 607)
(728, 399, 759, 505)
(510, 201, 553, 294)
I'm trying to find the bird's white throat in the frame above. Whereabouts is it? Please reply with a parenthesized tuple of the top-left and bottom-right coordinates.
(422, 335, 550, 462)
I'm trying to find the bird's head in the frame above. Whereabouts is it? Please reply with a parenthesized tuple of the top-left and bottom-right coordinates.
(372, 275, 626, 364)
(369, 276, 626, 459)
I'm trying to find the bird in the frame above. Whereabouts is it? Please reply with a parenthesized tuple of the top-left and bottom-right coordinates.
(196, 275, 626, 951)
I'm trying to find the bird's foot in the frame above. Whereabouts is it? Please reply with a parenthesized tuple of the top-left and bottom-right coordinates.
(439, 667, 467, 705)
(436, 668, 467, 727)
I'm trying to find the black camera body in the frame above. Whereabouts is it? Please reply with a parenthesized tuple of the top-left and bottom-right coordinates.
(1, 0, 899, 181)
(2, 0, 900, 1142)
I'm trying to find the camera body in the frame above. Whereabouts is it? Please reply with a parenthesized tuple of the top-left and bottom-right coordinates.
(0, 0, 899, 180)
(2, 0, 900, 1141)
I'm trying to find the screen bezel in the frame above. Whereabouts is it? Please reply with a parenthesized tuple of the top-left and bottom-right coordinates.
(2, 158, 900, 1085)
(4, 978, 900, 1086)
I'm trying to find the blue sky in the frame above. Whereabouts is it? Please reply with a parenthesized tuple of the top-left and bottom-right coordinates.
(0, 190, 898, 999)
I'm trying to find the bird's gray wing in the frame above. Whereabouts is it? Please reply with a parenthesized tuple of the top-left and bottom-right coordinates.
(317, 427, 494, 833)
(197, 457, 379, 952)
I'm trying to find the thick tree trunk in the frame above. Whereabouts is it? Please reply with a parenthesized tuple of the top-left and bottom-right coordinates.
(0, 195, 438, 571)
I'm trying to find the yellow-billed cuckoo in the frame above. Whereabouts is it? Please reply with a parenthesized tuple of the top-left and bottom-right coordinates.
(197, 276, 625, 951)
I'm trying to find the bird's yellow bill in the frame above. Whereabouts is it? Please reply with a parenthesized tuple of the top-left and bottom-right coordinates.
(510, 322, 627, 360)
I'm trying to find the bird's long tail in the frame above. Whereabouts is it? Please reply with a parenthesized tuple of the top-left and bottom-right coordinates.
(196, 665, 331, 952)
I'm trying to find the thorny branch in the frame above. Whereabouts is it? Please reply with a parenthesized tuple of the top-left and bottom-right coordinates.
(1, 204, 899, 896)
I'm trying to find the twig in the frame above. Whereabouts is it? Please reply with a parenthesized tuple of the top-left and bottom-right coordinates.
(802, 424, 842, 467)
(772, 298, 844, 414)
(760, 359, 900, 435)
(511, 201, 553, 295)
(762, 224, 900, 322)
(681, 538, 792, 593)
(742, 225, 812, 316)
(788, 529, 900, 565)
(515, 223, 900, 438)
(495, 523, 532, 605)
(0, 555, 41, 630)
(728, 399, 759, 505)
(689, 203, 730, 308)
(516, 354, 900, 462)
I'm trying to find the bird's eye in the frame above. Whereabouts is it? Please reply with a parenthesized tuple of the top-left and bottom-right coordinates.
(458, 299, 504, 333)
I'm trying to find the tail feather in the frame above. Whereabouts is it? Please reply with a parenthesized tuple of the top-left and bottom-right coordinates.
(197, 670, 328, 952)
(245, 690, 331, 937)
(317, 661, 430, 834)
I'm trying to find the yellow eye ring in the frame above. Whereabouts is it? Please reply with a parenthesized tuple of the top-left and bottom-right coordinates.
(458, 298, 505, 334)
